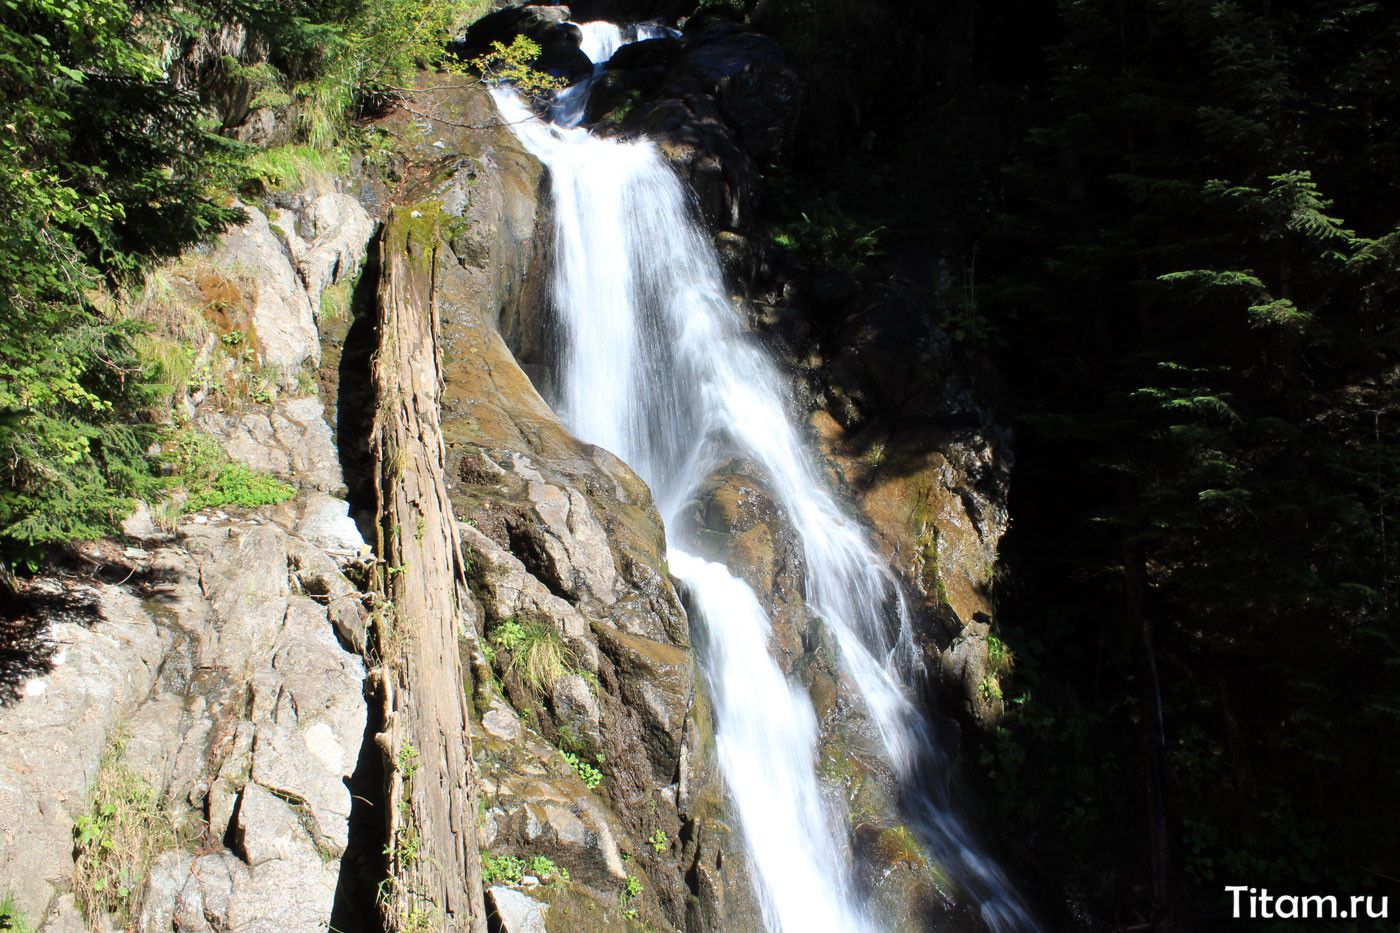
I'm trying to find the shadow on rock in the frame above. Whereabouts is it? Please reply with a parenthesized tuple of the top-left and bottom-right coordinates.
(0, 584, 96, 708)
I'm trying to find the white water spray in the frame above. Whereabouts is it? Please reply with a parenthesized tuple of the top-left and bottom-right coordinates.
(495, 23, 1036, 932)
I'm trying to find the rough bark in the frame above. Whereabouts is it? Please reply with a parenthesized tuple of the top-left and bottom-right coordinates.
(370, 207, 486, 933)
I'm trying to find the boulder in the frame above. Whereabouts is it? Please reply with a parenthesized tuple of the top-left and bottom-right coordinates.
(676, 27, 803, 161)
(197, 395, 345, 495)
(456, 3, 572, 49)
(591, 25, 802, 231)
(211, 205, 319, 382)
(290, 193, 374, 311)
(487, 887, 549, 933)
(605, 36, 682, 71)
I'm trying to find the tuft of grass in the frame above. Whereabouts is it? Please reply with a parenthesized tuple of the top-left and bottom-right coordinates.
(134, 336, 199, 414)
(150, 497, 184, 535)
(243, 144, 348, 193)
(73, 734, 174, 927)
(490, 617, 574, 694)
(318, 280, 355, 324)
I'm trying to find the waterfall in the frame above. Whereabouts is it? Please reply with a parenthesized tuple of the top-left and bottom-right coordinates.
(494, 24, 1036, 932)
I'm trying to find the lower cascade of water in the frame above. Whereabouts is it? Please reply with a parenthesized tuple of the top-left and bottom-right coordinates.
(495, 22, 1037, 932)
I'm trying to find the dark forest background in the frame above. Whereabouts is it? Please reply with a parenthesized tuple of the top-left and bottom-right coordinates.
(720, 0, 1400, 928)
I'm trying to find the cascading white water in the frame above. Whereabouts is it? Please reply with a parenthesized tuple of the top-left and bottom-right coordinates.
(495, 23, 1037, 932)
(547, 21, 677, 127)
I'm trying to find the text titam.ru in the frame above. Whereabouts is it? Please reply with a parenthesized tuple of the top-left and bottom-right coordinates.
(1227, 887, 1389, 921)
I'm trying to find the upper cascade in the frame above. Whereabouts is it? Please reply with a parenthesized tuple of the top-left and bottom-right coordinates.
(547, 20, 678, 127)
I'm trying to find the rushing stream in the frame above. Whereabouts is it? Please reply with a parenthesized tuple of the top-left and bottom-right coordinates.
(494, 23, 1036, 932)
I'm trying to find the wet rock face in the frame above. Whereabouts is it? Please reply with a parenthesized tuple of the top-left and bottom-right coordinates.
(797, 267, 1015, 729)
(679, 459, 810, 669)
(583, 23, 803, 233)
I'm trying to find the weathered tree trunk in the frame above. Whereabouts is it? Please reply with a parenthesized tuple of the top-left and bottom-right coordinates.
(370, 207, 486, 933)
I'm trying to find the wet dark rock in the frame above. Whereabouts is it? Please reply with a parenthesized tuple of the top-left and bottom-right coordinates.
(453, 3, 572, 56)
(583, 66, 666, 125)
(605, 35, 682, 71)
(588, 24, 801, 232)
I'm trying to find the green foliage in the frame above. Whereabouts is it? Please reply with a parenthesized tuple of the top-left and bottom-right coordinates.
(490, 615, 574, 694)
(396, 742, 420, 779)
(490, 618, 527, 652)
(561, 750, 603, 790)
(525, 855, 570, 886)
(771, 204, 883, 275)
(0, 0, 317, 554)
(243, 144, 349, 193)
(622, 874, 642, 900)
(73, 733, 174, 926)
(161, 432, 296, 512)
(481, 853, 523, 885)
(970, 0, 1400, 922)
(0, 893, 33, 933)
(985, 635, 1013, 676)
(647, 829, 667, 853)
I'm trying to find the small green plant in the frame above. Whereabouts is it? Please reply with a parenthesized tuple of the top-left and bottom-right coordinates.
(978, 675, 1003, 702)
(623, 874, 642, 900)
(648, 829, 668, 853)
(184, 461, 296, 512)
(397, 743, 421, 779)
(987, 635, 1015, 676)
(562, 750, 603, 790)
(73, 735, 174, 926)
(481, 853, 525, 885)
(162, 432, 297, 513)
(0, 892, 34, 933)
(526, 855, 570, 886)
(404, 905, 436, 933)
(490, 617, 574, 693)
(387, 813, 422, 867)
(491, 618, 526, 652)
(771, 205, 884, 275)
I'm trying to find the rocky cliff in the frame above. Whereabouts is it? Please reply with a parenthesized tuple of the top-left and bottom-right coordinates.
(0, 71, 756, 933)
(0, 13, 1014, 933)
